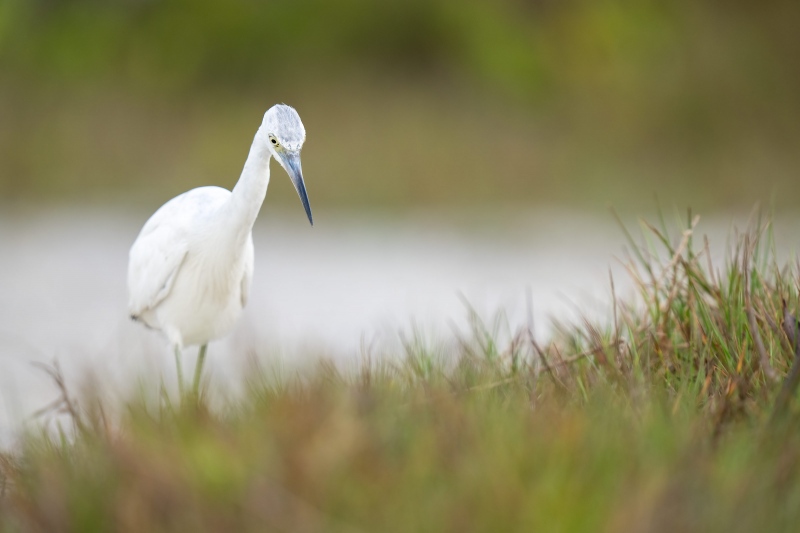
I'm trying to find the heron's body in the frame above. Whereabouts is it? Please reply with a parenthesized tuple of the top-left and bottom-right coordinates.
(128, 186, 256, 348)
(127, 104, 312, 393)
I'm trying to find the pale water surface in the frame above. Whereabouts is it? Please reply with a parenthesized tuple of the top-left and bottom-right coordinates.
(0, 206, 797, 444)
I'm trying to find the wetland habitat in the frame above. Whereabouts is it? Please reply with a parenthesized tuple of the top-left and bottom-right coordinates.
(2, 1, 800, 530)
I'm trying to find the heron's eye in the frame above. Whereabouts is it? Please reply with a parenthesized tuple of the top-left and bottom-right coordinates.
(269, 135, 279, 146)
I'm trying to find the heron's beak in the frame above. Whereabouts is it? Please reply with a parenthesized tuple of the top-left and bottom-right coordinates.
(280, 151, 313, 226)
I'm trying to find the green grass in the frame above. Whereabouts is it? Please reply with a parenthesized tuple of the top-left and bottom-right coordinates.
(3, 211, 800, 532)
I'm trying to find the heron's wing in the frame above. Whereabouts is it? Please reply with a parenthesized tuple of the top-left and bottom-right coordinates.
(127, 221, 189, 318)
(127, 186, 230, 317)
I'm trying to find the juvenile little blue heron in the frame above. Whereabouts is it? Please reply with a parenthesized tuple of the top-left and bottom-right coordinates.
(127, 104, 312, 395)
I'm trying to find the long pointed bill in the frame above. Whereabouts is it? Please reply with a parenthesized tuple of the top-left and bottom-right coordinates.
(280, 151, 313, 226)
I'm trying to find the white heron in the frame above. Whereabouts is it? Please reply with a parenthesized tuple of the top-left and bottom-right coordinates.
(127, 104, 313, 395)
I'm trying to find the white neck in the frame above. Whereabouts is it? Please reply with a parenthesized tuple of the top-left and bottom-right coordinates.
(224, 127, 272, 244)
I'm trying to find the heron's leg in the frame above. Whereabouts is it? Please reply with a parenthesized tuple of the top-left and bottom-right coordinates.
(193, 344, 208, 396)
(174, 346, 185, 397)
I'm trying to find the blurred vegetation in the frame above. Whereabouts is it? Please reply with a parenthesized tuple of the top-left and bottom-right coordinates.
(4, 215, 800, 530)
(0, 0, 799, 210)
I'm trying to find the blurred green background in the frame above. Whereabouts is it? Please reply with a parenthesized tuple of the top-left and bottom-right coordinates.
(1, 0, 799, 212)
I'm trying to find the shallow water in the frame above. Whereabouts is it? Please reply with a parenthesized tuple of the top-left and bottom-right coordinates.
(0, 206, 797, 444)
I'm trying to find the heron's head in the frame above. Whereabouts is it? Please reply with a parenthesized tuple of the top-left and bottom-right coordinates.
(262, 104, 312, 225)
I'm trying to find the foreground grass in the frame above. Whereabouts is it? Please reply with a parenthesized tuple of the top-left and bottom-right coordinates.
(3, 212, 800, 532)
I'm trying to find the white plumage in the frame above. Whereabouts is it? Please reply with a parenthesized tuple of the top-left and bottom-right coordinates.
(127, 104, 313, 394)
